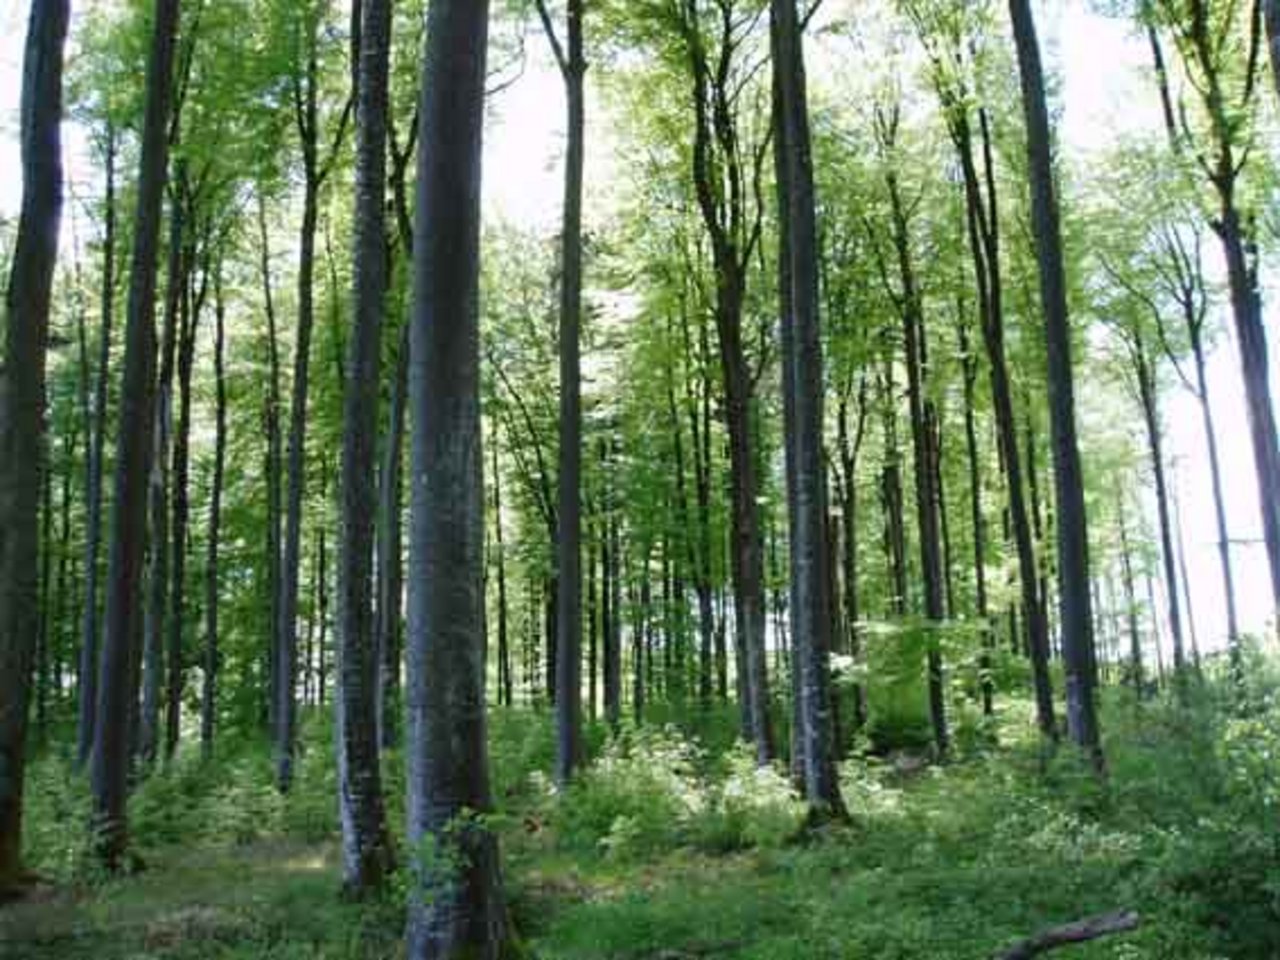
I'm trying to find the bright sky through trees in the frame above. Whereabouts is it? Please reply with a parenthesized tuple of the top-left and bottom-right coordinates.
(0, 0, 1274, 652)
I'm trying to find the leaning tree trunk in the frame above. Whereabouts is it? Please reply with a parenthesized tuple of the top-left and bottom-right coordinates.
(0, 0, 69, 898)
(336, 0, 393, 895)
(404, 0, 513, 954)
(78, 125, 117, 769)
(772, 0, 845, 816)
(91, 0, 180, 873)
(1010, 0, 1101, 766)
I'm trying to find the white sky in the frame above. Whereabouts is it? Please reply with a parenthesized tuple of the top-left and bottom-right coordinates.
(0, 0, 1276, 655)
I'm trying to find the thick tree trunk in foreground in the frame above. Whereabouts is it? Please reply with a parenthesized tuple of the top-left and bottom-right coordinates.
(1010, 0, 1101, 765)
(405, 0, 513, 954)
(0, 0, 69, 897)
(337, 0, 393, 895)
(772, 0, 844, 815)
(91, 0, 180, 872)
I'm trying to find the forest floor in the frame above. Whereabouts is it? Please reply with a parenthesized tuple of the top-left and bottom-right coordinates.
(5, 677, 1280, 959)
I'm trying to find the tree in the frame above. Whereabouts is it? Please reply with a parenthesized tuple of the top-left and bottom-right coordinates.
(1008, 0, 1101, 766)
(771, 0, 844, 816)
(201, 257, 227, 758)
(0, 0, 70, 899)
(532, 0, 587, 786)
(404, 0, 514, 954)
(336, 0, 393, 896)
(91, 0, 182, 871)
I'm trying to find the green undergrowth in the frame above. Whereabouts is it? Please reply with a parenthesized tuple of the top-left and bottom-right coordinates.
(8, 655, 1280, 958)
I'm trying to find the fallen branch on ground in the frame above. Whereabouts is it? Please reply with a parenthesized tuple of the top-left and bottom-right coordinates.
(995, 910, 1140, 959)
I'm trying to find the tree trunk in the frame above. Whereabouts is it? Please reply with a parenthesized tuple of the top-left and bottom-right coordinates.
(336, 0, 393, 894)
(1010, 0, 1101, 765)
(376, 323, 407, 746)
(78, 126, 116, 769)
(202, 261, 226, 759)
(0, 0, 67, 892)
(959, 321, 994, 716)
(492, 439, 511, 707)
(405, 0, 512, 953)
(535, 0, 586, 788)
(772, 0, 845, 813)
(257, 197, 283, 732)
(140, 179, 185, 768)
(1265, 0, 1280, 109)
(91, 0, 179, 872)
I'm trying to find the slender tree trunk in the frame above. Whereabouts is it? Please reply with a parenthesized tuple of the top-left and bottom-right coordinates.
(257, 198, 283, 732)
(336, 0, 393, 894)
(376, 324, 407, 746)
(535, 0, 586, 788)
(492, 440, 511, 708)
(91, 0, 179, 872)
(141, 181, 185, 767)
(0, 0, 67, 891)
(202, 262, 226, 759)
(1134, 338, 1185, 673)
(78, 126, 116, 769)
(166, 225, 202, 761)
(1265, 0, 1280, 109)
(1010, 0, 1100, 763)
(960, 322, 994, 716)
(405, 1, 512, 953)
(1117, 495, 1143, 693)
(605, 449, 623, 733)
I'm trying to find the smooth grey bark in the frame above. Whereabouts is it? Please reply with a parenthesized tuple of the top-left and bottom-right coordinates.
(772, 0, 844, 815)
(91, 0, 180, 871)
(1009, 0, 1101, 765)
(534, 0, 586, 787)
(0, 0, 69, 896)
(404, 0, 512, 954)
(201, 260, 226, 759)
(78, 125, 117, 769)
(336, 0, 393, 894)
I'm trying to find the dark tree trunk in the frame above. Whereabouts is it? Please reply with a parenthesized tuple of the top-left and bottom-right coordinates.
(604, 449, 623, 733)
(376, 324, 407, 746)
(405, 0, 512, 953)
(959, 321, 994, 716)
(91, 0, 179, 872)
(492, 440, 511, 708)
(202, 262, 226, 759)
(836, 383, 867, 730)
(336, 0, 393, 894)
(1117, 495, 1143, 693)
(166, 219, 203, 761)
(1132, 335, 1185, 672)
(1010, 0, 1101, 764)
(140, 179, 185, 768)
(534, 0, 586, 787)
(0, 0, 67, 893)
(78, 126, 117, 769)
(586, 511, 598, 720)
(772, 0, 844, 811)
(1266, 0, 1280, 109)
(257, 198, 283, 732)
(0, 0, 69, 875)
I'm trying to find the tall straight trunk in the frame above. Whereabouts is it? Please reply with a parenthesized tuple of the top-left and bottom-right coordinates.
(772, 0, 844, 811)
(1171, 478, 1201, 669)
(880, 357, 908, 616)
(405, 0, 512, 953)
(166, 228, 202, 761)
(534, 0, 586, 787)
(0, 0, 68, 892)
(1133, 336, 1185, 672)
(1010, 0, 1100, 763)
(78, 126, 117, 769)
(278, 13, 354, 790)
(202, 262, 227, 759)
(882, 162, 949, 756)
(492, 440, 511, 707)
(36, 454, 53, 740)
(336, 0, 393, 895)
(141, 182, 185, 767)
(1117, 494, 1143, 692)
(258, 198, 283, 732)
(836, 385, 867, 730)
(586, 512, 598, 720)
(91, 0, 179, 872)
(604, 451, 623, 733)
(376, 324, 407, 746)
(959, 322, 994, 716)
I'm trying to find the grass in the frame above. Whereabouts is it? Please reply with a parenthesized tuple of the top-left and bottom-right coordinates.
(7, 661, 1280, 958)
